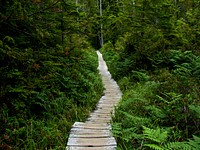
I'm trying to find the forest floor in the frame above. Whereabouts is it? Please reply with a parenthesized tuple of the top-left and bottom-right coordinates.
(66, 51, 122, 150)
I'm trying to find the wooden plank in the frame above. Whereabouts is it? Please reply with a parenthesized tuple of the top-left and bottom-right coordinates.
(73, 122, 109, 126)
(97, 105, 115, 109)
(88, 117, 111, 122)
(66, 146, 116, 150)
(70, 128, 110, 134)
(98, 101, 118, 105)
(89, 113, 112, 117)
(93, 110, 113, 114)
(86, 118, 111, 123)
(69, 132, 111, 138)
(67, 137, 116, 147)
(72, 122, 110, 130)
(98, 100, 120, 103)
(88, 115, 112, 119)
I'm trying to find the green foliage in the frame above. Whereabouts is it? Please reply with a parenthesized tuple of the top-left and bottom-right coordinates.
(1, 0, 200, 149)
(142, 126, 168, 143)
(103, 40, 200, 150)
(0, 47, 103, 149)
(188, 135, 200, 149)
(103, 0, 199, 149)
(142, 127, 200, 150)
(0, 0, 103, 148)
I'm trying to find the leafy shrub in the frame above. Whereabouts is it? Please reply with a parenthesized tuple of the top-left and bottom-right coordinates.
(103, 47, 200, 149)
(0, 47, 103, 149)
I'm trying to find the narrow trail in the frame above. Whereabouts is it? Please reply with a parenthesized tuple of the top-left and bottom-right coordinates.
(66, 51, 122, 150)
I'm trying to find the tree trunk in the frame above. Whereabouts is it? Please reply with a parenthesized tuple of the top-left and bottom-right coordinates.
(99, 0, 104, 47)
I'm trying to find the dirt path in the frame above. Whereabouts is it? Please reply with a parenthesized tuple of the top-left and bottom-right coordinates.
(66, 51, 122, 150)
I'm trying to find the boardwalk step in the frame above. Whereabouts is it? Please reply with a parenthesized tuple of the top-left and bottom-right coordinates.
(72, 122, 111, 130)
(70, 128, 110, 135)
(66, 146, 116, 150)
(67, 137, 116, 146)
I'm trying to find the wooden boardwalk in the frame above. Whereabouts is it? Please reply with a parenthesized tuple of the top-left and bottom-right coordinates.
(66, 51, 122, 150)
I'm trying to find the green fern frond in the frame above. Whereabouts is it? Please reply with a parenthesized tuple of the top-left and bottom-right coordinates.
(142, 126, 168, 143)
(144, 105, 166, 119)
(157, 92, 182, 105)
(189, 105, 200, 119)
(193, 57, 200, 78)
(131, 70, 149, 82)
(121, 111, 151, 126)
(122, 128, 142, 141)
(0, 40, 3, 47)
(144, 144, 163, 150)
(163, 141, 191, 150)
(3, 36, 15, 44)
(188, 135, 200, 149)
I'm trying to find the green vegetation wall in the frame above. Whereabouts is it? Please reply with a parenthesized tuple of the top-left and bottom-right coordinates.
(100, 0, 200, 149)
(0, 0, 103, 149)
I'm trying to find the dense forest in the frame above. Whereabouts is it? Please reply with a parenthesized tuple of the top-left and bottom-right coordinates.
(0, 0, 200, 149)
(100, 0, 200, 149)
(0, 0, 103, 149)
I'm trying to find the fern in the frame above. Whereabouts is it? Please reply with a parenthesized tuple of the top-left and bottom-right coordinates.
(144, 144, 163, 150)
(122, 128, 143, 142)
(173, 63, 192, 76)
(188, 135, 200, 149)
(192, 57, 200, 79)
(142, 126, 168, 143)
(120, 111, 152, 127)
(142, 126, 194, 150)
(189, 105, 200, 119)
(163, 141, 191, 150)
(156, 92, 182, 105)
(3, 36, 15, 44)
(144, 105, 166, 119)
(131, 70, 149, 82)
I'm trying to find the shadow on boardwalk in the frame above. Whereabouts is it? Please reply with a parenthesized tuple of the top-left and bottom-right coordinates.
(66, 51, 122, 150)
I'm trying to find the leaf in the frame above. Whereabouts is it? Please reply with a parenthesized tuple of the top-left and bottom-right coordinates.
(144, 144, 163, 150)
(4, 36, 15, 44)
(164, 141, 191, 150)
(189, 105, 200, 119)
(188, 135, 200, 149)
(0, 40, 3, 47)
(142, 126, 168, 143)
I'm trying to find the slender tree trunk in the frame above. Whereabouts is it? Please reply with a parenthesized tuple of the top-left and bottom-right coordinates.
(99, 0, 104, 47)
(174, 0, 177, 5)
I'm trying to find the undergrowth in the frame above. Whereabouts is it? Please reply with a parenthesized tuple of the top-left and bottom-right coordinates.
(0, 47, 103, 149)
(101, 47, 200, 150)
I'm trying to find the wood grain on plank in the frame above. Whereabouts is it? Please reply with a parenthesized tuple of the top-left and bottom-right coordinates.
(67, 137, 116, 146)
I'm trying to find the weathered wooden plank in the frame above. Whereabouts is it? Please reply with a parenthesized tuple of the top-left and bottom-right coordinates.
(66, 146, 116, 150)
(87, 118, 111, 122)
(97, 105, 115, 109)
(69, 127, 111, 138)
(67, 137, 116, 147)
(86, 118, 111, 123)
(69, 132, 111, 138)
(88, 114, 112, 119)
(92, 110, 113, 114)
(89, 113, 112, 118)
(97, 102, 118, 105)
(70, 127, 110, 134)
(72, 122, 110, 130)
